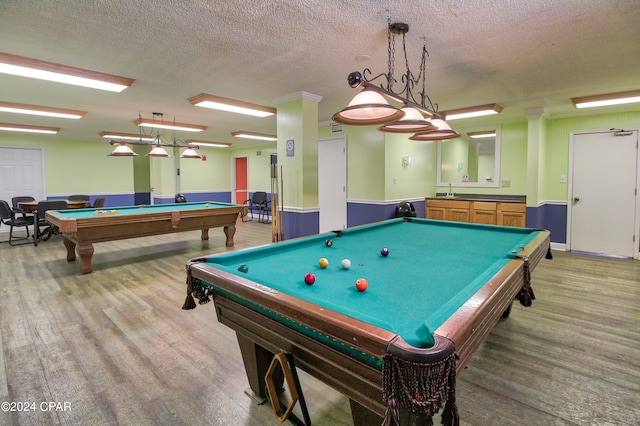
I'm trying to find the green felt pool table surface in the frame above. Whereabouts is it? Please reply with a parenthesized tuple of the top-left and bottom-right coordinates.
(192, 218, 542, 348)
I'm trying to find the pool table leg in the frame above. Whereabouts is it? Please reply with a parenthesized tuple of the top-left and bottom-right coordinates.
(77, 243, 94, 274)
(63, 238, 76, 262)
(63, 239, 94, 274)
(224, 225, 236, 247)
(237, 333, 283, 399)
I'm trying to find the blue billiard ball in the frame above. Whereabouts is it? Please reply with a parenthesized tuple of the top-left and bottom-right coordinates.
(238, 264, 249, 273)
(380, 247, 389, 257)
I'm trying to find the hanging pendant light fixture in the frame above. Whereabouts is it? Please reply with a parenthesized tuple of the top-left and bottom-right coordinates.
(333, 20, 459, 140)
(106, 112, 203, 158)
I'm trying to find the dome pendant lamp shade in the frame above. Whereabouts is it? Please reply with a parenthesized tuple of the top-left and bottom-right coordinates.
(109, 143, 138, 156)
(409, 118, 460, 141)
(146, 145, 171, 157)
(332, 89, 405, 125)
(378, 105, 437, 133)
(179, 147, 201, 158)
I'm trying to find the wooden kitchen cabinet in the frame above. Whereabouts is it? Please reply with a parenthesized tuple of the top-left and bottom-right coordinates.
(426, 198, 526, 227)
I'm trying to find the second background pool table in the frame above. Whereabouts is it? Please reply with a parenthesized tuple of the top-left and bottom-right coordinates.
(46, 201, 246, 274)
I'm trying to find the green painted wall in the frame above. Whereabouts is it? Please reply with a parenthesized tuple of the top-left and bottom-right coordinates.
(384, 133, 437, 200)
(2, 108, 639, 207)
(0, 133, 134, 195)
(180, 146, 232, 192)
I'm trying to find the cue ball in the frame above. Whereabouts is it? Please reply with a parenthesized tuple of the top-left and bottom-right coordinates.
(341, 259, 351, 269)
(304, 273, 316, 285)
(318, 258, 329, 268)
(380, 247, 389, 257)
(238, 264, 249, 273)
(325, 239, 333, 247)
(355, 278, 368, 292)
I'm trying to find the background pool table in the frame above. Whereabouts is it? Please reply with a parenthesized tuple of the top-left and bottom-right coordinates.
(46, 201, 246, 274)
(185, 218, 550, 424)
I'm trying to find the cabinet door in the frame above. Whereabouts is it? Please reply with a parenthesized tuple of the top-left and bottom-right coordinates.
(448, 208, 469, 222)
(426, 207, 446, 221)
(471, 201, 497, 225)
(497, 203, 526, 227)
(473, 210, 497, 225)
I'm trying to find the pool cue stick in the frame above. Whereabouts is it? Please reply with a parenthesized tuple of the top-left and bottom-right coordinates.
(271, 163, 278, 241)
(280, 165, 284, 240)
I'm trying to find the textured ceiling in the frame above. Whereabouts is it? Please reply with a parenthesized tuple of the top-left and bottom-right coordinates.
(1, 0, 639, 148)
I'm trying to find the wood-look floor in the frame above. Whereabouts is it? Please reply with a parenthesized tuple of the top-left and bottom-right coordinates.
(1, 221, 639, 425)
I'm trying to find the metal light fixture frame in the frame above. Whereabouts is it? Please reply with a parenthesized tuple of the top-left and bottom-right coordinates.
(108, 112, 203, 158)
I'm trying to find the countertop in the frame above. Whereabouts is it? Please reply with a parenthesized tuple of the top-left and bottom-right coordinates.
(426, 194, 526, 203)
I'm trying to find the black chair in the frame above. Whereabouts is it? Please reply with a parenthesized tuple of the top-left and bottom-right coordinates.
(92, 197, 106, 208)
(0, 200, 33, 245)
(11, 196, 36, 220)
(175, 193, 187, 203)
(243, 191, 271, 223)
(33, 200, 68, 246)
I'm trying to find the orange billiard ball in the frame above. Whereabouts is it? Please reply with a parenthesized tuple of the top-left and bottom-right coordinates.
(355, 278, 368, 292)
(318, 258, 329, 268)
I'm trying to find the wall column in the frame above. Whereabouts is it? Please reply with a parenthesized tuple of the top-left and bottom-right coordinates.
(524, 107, 546, 227)
(275, 91, 323, 239)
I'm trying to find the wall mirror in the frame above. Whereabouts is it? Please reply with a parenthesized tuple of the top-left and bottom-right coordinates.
(436, 128, 500, 188)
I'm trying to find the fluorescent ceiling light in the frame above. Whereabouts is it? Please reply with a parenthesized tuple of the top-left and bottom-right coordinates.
(468, 131, 496, 138)
(186, 140, 232, 148)
(0, 52, 134, 92)
(189, 93, 276, 117)
(100, 131, 156, 141)
(134, 118, 206, 132)
(0, 101, 86, 119)
(0, 122, 60, 134)
(231, 131, 277, 141)
(571, 90, 640, 109)
(442, 103, 503, 120)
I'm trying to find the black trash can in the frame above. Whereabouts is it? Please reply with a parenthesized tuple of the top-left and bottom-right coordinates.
(395, 201, 416, 217)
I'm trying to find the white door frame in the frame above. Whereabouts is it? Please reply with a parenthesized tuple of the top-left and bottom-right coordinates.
(567, 128, 640, 259)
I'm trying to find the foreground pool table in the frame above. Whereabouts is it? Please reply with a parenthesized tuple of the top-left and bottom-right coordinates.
(184, 218, 550, 424)
(46, 201, 246, 274)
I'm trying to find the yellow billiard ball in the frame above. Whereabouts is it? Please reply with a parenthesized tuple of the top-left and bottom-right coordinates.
(318, 258, 329, 268)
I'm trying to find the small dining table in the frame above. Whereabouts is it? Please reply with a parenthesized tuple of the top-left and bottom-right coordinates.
(17, 200, 89, 212)
(17, 200, 89, 243)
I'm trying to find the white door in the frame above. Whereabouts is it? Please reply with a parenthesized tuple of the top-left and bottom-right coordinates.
(0, 147, 45, 201)
(318, 136, 347, 233)
(569, 130, 639, 257)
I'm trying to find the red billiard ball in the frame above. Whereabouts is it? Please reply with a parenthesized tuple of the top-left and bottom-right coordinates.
(355, 278, 368, 292)
(380, 247, 389, 257)
(304, 273, 316, 285)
